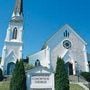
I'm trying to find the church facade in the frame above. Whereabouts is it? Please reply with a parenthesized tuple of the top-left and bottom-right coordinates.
(0, 0, 89, 90)
(0, 0, 23, 75)
(29, 24, 89, 75)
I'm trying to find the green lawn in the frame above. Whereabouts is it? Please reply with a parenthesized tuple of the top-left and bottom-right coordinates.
(0, 81, 10, 90)
(70, 84, 85, 90)
(0, 81, 85, 90)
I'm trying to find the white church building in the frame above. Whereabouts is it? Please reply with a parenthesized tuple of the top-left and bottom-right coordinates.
(29, 24, 89, 75)
(0, 0, 89, 90)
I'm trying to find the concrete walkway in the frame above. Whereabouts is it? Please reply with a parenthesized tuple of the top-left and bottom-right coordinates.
(70, 82, 89, 90)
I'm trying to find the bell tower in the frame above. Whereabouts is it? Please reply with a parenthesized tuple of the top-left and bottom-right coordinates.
(0, 0, 23, 75)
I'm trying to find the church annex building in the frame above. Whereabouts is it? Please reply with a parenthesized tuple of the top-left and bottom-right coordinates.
(0, 0, 89, 90)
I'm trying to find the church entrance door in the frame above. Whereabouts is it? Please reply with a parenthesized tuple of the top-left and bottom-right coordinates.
(66, 62, 73, 75)
(7, 62, 15, 75)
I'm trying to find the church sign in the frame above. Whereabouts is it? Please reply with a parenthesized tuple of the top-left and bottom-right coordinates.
(31, 74, 50, 84)
(26, 66, 54, 90)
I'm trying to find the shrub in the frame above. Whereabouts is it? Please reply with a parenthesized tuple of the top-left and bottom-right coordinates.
(81, 72, 90, 90)
(80, 72, 90, 82)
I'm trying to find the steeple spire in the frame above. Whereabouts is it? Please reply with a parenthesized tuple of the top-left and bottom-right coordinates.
(13, 0, 23, 16)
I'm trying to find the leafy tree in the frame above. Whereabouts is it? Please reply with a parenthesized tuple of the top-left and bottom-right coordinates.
(10, 60, 26, 90)
(0, 69, 3, 81)
(24, 63, 34, 70)
(55, 57, 69, 90)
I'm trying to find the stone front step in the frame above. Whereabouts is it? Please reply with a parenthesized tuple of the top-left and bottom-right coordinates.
(69, 75, 90, 89)
(69, 75, 87, 83)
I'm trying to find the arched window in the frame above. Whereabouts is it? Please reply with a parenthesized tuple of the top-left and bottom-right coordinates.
(35, 59, 41, 67)
(66, 30, 68, 37)
(12, 27, 17, 39)
(67, 32, 69, 37)
(64, 30, 69, 37)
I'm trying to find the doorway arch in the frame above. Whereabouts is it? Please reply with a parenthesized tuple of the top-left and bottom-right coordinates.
(35, 59, 41, 67)
(7, 62, 15, 75)
(66, 62, 73, 75)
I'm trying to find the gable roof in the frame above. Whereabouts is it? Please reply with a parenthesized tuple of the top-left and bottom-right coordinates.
(64, 24, 87, 45)
(43, 24, 87, 48)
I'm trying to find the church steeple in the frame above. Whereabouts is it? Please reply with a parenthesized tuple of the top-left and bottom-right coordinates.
(12, 0, 23, 17)
(1, 0, 24, 75)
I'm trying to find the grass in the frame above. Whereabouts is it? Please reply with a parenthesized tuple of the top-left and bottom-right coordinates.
(70, 84, 85, 90)
(0, 81, 85, 90)
(0, 81, 10, 90)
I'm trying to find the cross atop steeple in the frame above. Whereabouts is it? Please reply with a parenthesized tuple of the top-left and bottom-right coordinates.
(12, 0, 23, 17)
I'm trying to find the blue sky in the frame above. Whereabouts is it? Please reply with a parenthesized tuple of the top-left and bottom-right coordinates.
(0, 0, 90, 57)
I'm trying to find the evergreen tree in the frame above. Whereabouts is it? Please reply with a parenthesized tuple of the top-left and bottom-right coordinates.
(55, 57, 69, 90)
(0, 69, 3, 81)
(10, 60, 26, 90)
